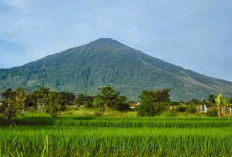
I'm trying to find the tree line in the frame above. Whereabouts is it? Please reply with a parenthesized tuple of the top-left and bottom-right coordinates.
(0, 86, 130, 119)
(0, 86, 232, 119)
(137, 90, 232, 117)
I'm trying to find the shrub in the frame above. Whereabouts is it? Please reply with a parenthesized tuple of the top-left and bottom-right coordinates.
(206, 108, 218, 117)
(177, 104, 187, 112)
(186, 105, 197, 114)
(138, 102, 166, 116)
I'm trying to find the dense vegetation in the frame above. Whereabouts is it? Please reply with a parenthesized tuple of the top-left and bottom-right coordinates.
(0, 86, 131, 119)
(1, 86, 232, 119)
(1, 38, 232, 101)
(1, 85, 232, 156)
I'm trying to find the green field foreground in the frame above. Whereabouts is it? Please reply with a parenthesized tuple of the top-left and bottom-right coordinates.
(1, 117, 232, 156)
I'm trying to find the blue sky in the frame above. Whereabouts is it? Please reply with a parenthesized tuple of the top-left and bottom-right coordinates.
(0, 0, 231, 81)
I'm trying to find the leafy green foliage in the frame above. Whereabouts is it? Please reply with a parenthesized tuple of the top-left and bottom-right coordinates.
(228, 97, 232, 104)
(15, 88, 27, 112)
(186, 105, 197, 114)
(45, 92, 63, 118)
(75, 94, 95, 108)
(177, 104, 187, 112)
(0, 89, 17, 119)
(189, 98, 200, 105)
(215, 94, 227, 117)
(32, 87, 50, 109)
(206, 108, 218, 117)
(0, 87, 71, 118)
(93, 86, 129, 114)
(58, 92, 75, 105)
(138, 89, 170, 116)
(30, 87, 65, 117)
(114, 96, 130, 111)
(208, 94, 216, 104)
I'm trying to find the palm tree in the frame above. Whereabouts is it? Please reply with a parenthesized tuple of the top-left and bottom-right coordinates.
(215, 94, 226, 117)
(222, 97, 227, 117)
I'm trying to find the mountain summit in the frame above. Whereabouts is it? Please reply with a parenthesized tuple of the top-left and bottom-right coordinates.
(90, 38, 122, 45)
(0, 38, 232, 100)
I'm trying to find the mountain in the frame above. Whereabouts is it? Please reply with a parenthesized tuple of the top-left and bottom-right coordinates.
(0, 38, 232, 100)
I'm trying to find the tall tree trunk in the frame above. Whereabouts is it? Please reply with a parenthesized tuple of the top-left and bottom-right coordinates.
(223, 106, 226, 117)
(217, 106, 221, 117)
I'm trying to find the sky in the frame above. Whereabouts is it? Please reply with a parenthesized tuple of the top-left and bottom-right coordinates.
(0, 0, 231, 81)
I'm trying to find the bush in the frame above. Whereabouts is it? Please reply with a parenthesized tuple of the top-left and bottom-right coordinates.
(206, 108, 218, 117)
(138, 102, 166, 116)
(186, 105, 197, 114)
(177, 104, 187, 112)
(84, 101, 93, 108)
(137, 103, 155, 116)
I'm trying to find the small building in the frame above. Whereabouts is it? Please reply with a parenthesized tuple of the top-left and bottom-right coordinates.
(197, 104, 209, 113)
(130, 102, 139, 109)
(169, 105, 179, 110)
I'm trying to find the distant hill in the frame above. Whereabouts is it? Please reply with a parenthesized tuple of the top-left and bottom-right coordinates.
(0, 38, 232, 100)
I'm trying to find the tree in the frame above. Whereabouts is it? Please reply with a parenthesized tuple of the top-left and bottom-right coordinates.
(30, 87, 64, 117)
(229, 97, 232, 104)
(189, 98, 200, 105)
(15, 88, 27, 112)
(25, 94, 37, 108)
(1, 89, 16, 100)
(215, 94, 226, 117)
(93, 96, 105, 114)
(59, 92, 75, 105)
(45, 92, 63, 118)
(208, 94, 216, 104)
(76, 94, 95, 108)
(93, 86, 129, 114)
(138, 89, 171, 116)
(93, 86, 118, 114)
(0, 89, 17, 119)
(149, 89, 171, 103)
(115, 96, 130, 111)
(32, 87, 50, 111)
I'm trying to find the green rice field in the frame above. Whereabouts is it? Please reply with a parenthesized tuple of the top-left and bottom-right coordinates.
(1, 117, 232, 156)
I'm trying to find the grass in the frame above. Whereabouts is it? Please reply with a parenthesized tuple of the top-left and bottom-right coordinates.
(1, 110, 232, 156)
(1, 124, 232, 156)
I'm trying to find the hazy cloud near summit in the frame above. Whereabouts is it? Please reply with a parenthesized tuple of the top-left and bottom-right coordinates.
(0, 0, 232, 81)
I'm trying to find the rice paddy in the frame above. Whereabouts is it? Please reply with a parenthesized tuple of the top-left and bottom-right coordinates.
(1, 116, 232, 156)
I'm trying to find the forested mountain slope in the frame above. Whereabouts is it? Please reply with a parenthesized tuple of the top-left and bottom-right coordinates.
(0, 38, 231, 100)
